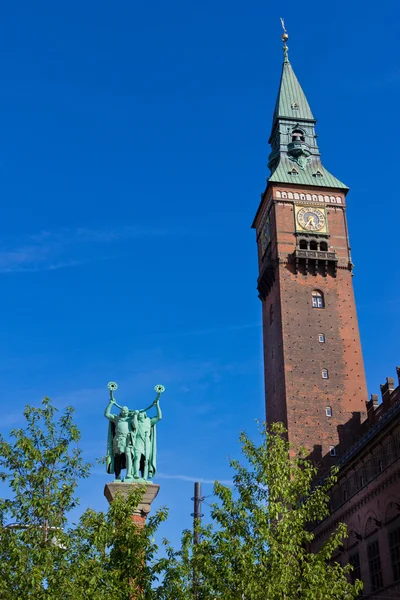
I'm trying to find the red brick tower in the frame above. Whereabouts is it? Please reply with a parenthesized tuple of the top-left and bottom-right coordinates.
(252, 30, 368, 467)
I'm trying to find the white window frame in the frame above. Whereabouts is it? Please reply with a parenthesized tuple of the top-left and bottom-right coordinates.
(319, 333, 325, 343)
(312, 296, 324, 308)
(326, 406, 332, 417)
(312, 291, 325, 309)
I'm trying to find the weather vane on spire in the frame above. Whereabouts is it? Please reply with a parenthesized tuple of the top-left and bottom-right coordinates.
(280, 17, 289, 63)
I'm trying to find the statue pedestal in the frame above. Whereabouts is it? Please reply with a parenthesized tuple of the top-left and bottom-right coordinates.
(104, 482, 160, 525)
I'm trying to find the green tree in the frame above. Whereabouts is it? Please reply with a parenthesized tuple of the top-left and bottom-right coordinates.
(0, 399, 362, 599)
(155, 422, 362, 600)
(58, 486, 167, 600)
(0, 398, 167, 600)
(0, 398, 91, 598)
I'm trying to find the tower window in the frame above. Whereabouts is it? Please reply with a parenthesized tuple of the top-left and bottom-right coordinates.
(367, 540, 383, 591)
(320, 241, 328, 251)
(349, 553, 361, 585)
(319, 334, 325, 343)
(299, 239, 307, 250)
(329, 446, 336, 456)
(269, 304, 274, 325)
(322, 369, 329, 379)
(312, 290, 324, 308)
(310, 240, 318, 251)
(389, 526, 400, 582)
(326, 406, 332, 417)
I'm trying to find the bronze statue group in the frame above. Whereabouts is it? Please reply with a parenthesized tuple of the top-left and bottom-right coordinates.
(104, 385, 162, 482)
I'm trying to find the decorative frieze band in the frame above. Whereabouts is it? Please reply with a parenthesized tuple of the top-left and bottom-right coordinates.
(275, 190, 344, 205)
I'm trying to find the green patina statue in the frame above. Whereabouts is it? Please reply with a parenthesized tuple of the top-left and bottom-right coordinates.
(104, 382, 164, 482)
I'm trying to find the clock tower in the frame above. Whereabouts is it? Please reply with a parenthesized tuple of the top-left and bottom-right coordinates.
(252, 29, 368, 467)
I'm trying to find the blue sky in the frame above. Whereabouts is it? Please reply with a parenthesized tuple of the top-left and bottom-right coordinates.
(0, 0, 399, 550)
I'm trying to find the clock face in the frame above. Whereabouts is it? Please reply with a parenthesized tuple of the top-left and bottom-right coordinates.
(297, 207, 326, 232)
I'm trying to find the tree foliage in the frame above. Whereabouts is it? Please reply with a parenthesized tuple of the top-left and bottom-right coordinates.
(0, 398, 167, 599)
(0, 400, 362, 599)
(156, 422, 363, 600)
(0, 398, 91, 598)
(59, 486, 167, 599)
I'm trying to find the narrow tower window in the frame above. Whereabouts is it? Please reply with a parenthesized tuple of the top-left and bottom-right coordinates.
(322, 369, 329, 379)
(326, 406, 332, 417)
(368, 541, 383, 591)
(269, 304, 274, 325)
(310, 240, 318, 251)
(319, 334, 325, 343)
(329, 446, 336, 457)
(299, 239, 307, 250)
(312, 290, 324, 308)
(320, 241, 328, 251)
(349, 553, 361, 585)
(389, 526, 400, 582)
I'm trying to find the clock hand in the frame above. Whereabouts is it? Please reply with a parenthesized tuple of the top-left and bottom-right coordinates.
(305, 216, 314, 229)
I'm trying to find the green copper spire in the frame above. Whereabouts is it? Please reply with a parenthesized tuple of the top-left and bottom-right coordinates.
(273, 18, 314, 121)
(267, 21, 347, 190)
(273, 58, 314, 122)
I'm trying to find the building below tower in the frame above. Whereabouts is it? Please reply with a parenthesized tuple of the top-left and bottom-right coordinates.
(310, 368, 400, 598)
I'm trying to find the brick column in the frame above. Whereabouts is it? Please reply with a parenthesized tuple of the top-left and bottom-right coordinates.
(104, 482, 160, 525)
(104, 483, 160, 599)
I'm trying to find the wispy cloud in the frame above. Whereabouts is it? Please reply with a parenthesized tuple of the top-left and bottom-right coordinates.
(88, 469, 232, 486)
(157, 473, 233, 486)
(0, 225, 183, 273)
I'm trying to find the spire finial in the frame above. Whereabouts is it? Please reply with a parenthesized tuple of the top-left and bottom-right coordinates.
(280, 17, 289, 63)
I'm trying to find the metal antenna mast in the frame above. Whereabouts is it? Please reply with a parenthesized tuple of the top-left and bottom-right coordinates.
(191, 482, 205, 599)
(191, 482, 204, 544)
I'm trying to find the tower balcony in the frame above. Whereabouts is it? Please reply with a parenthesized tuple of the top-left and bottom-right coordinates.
(257, 256, 276, 301)
(287, 141, 310, 157)
(293, 248, 338, 277)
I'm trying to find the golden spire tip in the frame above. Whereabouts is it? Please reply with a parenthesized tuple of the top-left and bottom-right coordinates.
(280, 17, 289, 62)
(280, 17, 288, 42)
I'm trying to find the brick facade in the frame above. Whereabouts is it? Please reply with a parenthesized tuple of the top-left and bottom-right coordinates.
(310, 371, 400, 598)
(253, 184, 368, 469)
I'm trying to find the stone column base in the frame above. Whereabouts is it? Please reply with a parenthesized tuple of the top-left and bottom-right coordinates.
(104, 482, 160, 522)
